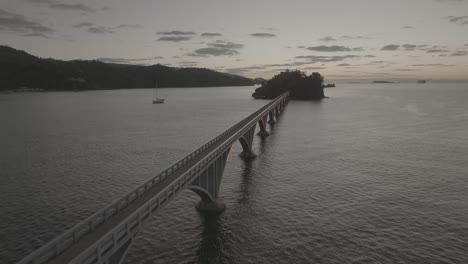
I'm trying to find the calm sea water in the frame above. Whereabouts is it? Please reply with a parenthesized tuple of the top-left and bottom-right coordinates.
(1, 84, 467, 263)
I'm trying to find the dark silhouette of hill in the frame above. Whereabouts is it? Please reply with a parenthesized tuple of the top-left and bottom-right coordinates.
(252, 69, 325, 100)
(0, 46, 253, 91)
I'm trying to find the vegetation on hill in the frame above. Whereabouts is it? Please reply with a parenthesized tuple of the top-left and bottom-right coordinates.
(252, 70, 325, 100)
(0, 46, 253, 91)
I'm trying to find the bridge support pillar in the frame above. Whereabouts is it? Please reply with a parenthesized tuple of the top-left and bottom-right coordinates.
(189, 149, 231, 213)
(268, 111, 276, 124)
(274, 106, 281, 118)
(196, 199, 226, 213)
(257, 115, 269, 137)
(239, 125, 257, 160)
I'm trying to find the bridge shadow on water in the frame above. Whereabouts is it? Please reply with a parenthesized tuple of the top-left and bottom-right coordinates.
(194, 213, 227, 264)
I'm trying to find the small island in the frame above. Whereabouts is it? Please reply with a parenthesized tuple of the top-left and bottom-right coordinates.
(252, 70, 325, 100)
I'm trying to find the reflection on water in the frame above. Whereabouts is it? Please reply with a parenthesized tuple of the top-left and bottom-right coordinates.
(195, 213, 225, 264)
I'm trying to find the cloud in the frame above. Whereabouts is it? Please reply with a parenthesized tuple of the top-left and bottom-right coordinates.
(72, 22, 93, 28)
(427, 48, 450, 53)
(319, 36, 336, 42)
(341, 35, 369, 39)
(264, 62, 311, 67)
(403, 26, 414, 29)
(24, 0, 109, 13)
(188, 47, 239, 56)
(23, 32, 52, 38)
(337, 63, 351, 66)
(157, 30, 196, 35)
(394, 68, 421, 71)
(117, 24, 141, 29)
(157, 36, 192, 42)
(98, 56, 164, 64)
(49, 3, 95, 12)
(73, 22, 140, 34)
(0, 9, 54, 36)
(86, 26, 114, 34)
(295, 54, 362, 63)
(451, 50, 468, 56)
(410, 63, 455, 66)
(201, 32, 222, 37)
(303, 45, 364, 52)
(465, 44, 468, 46)
(207, 41, 243, 49)
(447, 15, 468, 25)
(24, 0, 55, 3)
(303, 66, 325, 70)
(381, 44, 400, 51)
(402, 44, 428, 50)
(249, 33, 276, 37)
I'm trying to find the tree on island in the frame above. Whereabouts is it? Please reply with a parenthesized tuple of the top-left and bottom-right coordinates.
(252, 69, 325, 100)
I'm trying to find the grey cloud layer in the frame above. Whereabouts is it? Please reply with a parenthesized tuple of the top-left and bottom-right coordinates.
(50, 3, 94, 12)
(158, 36, 192, 42)
(303, 45, 364, 52)
(319, 36, 336, 42)
(447, 16, 468, 25)
(381, 44, 400, 51)
(156, 30, 196, 42)
(0, 9, 54, 37)
(157, 31, 196, 35)
(24, 0, 103, 13)
(187, 40, 244, 57)
(341, 35, 369, 39)
(381, 44, 442, 52)
(201, 32, 222, 37)
(249, 33, 276, 37)
(207, 41, 243, 49)
(86, 26, 113, 34)
(118, 24, 141, 29)
(98, 56, 164, 64)
(73, 22, 138, 34)
(189, 47, 239, 56)
(295, 54, 374, 63)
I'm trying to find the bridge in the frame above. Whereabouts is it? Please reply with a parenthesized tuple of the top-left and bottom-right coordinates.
(18, 92, 290, 264)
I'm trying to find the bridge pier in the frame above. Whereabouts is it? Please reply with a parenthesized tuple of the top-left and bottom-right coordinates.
(257, 115, 269, 137)
(238, 125, 257, 159)
(196, 199, 226, 213)
(268, 110, 276, 124)
(189, 149, 230, 213)
(274, 106, 281, 118)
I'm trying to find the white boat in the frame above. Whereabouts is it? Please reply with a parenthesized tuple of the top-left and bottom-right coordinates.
(152, 81, 165, 104)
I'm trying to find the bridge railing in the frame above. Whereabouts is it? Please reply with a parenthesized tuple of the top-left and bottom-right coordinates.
(18, 92, 289, 264)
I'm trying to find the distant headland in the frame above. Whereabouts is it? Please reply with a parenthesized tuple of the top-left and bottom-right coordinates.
(252, 69, 325, 100)
(0, 46, 253, 91)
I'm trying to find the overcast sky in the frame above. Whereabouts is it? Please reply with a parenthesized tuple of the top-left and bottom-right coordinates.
(1, 0, 468, 81)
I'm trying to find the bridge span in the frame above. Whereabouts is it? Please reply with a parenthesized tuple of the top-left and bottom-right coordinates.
(18, 92, 290, 264)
